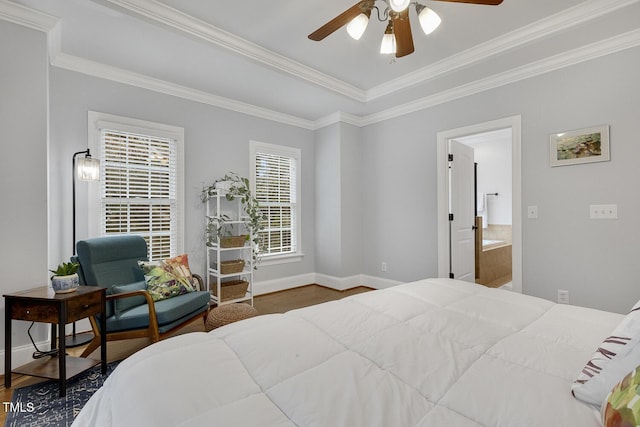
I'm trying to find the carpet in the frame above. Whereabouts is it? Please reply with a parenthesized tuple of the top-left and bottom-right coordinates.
(5, 360, 120, 427)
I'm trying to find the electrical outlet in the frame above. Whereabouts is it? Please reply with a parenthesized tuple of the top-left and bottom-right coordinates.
(589, 204, 618, 219)
(381, 262, 387, 272)
(557, 290, 569, 304)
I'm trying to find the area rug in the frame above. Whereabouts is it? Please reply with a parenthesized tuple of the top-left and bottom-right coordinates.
(5, 360, 120, 427)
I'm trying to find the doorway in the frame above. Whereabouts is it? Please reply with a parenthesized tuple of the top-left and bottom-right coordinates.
(456, 129, 512, 288)
(436, 115, 522, 294)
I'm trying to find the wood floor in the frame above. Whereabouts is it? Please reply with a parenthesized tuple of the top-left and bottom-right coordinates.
(0, 284, 372, 424)
(253, 284, 372, 314)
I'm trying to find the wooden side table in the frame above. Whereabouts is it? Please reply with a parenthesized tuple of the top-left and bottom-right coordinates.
(4, 285, 107, 397)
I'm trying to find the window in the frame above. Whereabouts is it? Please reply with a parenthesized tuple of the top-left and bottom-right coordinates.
(88, 112, 184, 260)
(250, 141, 302, 263)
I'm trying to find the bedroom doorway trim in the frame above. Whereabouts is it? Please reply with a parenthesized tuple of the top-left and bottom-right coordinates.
(436, 115, 522, 293)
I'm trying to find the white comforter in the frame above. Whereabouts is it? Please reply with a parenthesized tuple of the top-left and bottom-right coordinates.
(73, 278, 622, 426)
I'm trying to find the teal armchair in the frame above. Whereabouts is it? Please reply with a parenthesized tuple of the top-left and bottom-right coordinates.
(73, 235, 210, 357)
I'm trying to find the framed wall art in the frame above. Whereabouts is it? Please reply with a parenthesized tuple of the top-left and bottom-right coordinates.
(549, 125, 610, 167)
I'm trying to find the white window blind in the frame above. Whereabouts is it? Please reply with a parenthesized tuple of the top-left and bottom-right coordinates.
(100, 129, 177, 260)
(254, 150, 298, 256)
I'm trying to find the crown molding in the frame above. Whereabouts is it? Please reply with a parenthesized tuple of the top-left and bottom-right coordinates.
(0, 0, 57, 32)
(367, 0, 640, 101)
(2, 1, 639, 131)
(51, 51, 316, 130)
(360, 28, 640, 126)
(103, 0, 367, 102)
(105, 0, 640, 104)
(45, 27, 640, 131)
(313, 111, 365, 130)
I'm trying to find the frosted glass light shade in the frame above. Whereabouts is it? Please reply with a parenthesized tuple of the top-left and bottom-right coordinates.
(417, 6, 441, 35)
(380, 33, 396, 54)
(389, 0, 410, 12)
(77, 156, 100, 181)
(346, 13, 370, 40)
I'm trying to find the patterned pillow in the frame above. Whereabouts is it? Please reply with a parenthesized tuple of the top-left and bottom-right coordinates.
(602, 366, 640, 427)
(138, 254, 197, 301)
(572, 301, 640, 406)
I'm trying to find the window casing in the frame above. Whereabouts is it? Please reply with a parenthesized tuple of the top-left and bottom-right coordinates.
(88, 112, 184, 260)
(250, 141, 302, 264)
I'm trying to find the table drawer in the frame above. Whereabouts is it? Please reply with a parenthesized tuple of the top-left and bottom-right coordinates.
(10, 302, 59, 322)
(67, 291, 103, 322)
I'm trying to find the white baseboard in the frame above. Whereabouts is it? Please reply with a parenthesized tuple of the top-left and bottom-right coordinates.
(253, 272, 403, 295)
(358, 274, 404, 290)
(0, 341, 49, 376)
(253, 273, 317, 295)
(313, 273, 362, 291)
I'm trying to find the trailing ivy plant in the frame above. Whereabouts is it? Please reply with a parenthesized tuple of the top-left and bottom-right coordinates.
(201, 172, 266, 268)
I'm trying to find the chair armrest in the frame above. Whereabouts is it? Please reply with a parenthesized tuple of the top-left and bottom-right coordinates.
(107, 289, 154, 305)
(106, 290, 159, 323)
(192, 274, 204, 291)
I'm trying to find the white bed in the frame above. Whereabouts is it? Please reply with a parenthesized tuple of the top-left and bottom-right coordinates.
(73, 278, 622, 426)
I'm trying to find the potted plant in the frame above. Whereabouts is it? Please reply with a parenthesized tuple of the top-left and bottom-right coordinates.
(50, 261, 80, 294)
(201, 172, 266, 268)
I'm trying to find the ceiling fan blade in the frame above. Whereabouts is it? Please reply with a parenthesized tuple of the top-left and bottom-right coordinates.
(308, 2, 365, 41)
(392, 10, 414, 58)
(431, 0, 503, 5)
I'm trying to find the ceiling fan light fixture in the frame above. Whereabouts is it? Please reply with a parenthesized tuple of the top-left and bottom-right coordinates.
(379, 21, 396, 54)
(308, 0, 503, 57)
(416, 4, 441, 35)
(388, 0, 411, 13)
(346, 12, 370, 40)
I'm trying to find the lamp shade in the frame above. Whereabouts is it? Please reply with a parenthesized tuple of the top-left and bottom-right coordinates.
(77, 156, 100, 181)
(417, 5, 441, 35)
(346, 12, 370, 40)
(380, 21, 396, 54)
(389, 0, 410, 12)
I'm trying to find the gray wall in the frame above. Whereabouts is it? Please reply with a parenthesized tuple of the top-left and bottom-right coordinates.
(314, 122, 363, 278)
(314, 124, 341, 275)
(361, 113, 440, 283)
(0, 21, 49, 355)
(48, 68, 317, 286)
(339, 123, 363, 277)
(361, 46, 640, 313)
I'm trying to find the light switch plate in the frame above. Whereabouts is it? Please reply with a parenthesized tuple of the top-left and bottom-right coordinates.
(527, 205, 538, 219)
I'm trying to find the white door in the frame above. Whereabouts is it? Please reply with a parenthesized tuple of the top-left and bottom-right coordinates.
(449, 140, 475, 282)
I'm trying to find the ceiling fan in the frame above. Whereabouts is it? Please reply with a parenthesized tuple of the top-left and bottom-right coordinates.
(308, 0, 504, 58)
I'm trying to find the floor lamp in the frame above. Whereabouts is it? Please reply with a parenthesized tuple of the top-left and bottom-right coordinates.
(67, 149, 100, 347)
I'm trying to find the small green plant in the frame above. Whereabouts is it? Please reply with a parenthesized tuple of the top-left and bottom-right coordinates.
(50, 261, 80, 279)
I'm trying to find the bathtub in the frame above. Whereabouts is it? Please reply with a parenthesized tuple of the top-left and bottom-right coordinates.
(475, 218, 512, 287)
(478, 241, 512, 286)
(482, 239, 502, 246)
